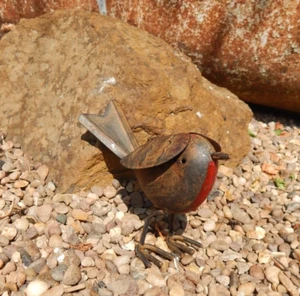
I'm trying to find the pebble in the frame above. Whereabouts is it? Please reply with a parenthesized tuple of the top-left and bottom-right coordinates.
(51, 264, 68, 282)
(231, 204, 252, 224)
(81, 256, 95, 267)
(25, 279, 49, 296)
(72, 208, 89, 221)
(238, 282, 256, 296)
(39, 285, 64, 296)
(103, 185, 117, 199)
(2, 161, 16, 172)
(2, 225, 17, 240)
(0, 114, 299, 295)
(36, 204, 53, 222)
(265, 266, 280, 284)
(146, 267, 166, 287)
(203, 220, 216, 232)
(36, 165, 49, 181)
(62, 263, 82, 285)
(209, 239, 230, 251)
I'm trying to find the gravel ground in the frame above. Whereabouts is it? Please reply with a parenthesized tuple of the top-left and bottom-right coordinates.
(0, 110, 299, 296)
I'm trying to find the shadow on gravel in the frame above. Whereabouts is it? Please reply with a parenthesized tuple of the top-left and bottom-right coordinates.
(250, 103, 300, 128)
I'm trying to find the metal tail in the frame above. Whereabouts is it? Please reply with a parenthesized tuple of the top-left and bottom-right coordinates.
(79, 101, 139, 159)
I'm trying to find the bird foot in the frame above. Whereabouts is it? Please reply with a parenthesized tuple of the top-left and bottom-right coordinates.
(135, 243, 175, 268)
(166, 234, 202, 257)
(136, 235, 202, 268)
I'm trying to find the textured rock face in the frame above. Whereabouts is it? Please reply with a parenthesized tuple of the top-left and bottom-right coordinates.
(1, 2, 299, 112)
(104, 0, 300, 112)
(0, 0, 98, 23)
(0, 10, 252, 192)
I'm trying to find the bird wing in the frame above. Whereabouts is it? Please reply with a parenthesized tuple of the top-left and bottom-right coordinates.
(120, 133, 190, 169)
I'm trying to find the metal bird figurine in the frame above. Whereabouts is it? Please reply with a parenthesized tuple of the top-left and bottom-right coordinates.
(79, 101, 229, 267)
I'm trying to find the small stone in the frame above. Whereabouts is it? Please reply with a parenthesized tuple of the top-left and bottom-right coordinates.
(36, 204, 53, 222)
(51, 264, 68, 282)
(103, 185, 117, 199)
(112, 179, 121, 189)
(26, 226, 39, 240)
(39, 285, 64, 296)
(49, 234, 63, 248)
(28, 258, 46, 273)
(14, 218, 29, 231)
(106, 275, 132, 295)
(56, 214, 67, 224)
(0, 235, 9, 246)
(72, 208, 89, 221)
(249, 264, 264, 280)
(25, 279, 49, 296)
(2, 261, 16, 275)
(36, 165, 49, 181)
(223, 206, 233, 219)
(53, 193, 73, 205)
(258, 251, 272, 264)
(14, 180, 29, 188)
(2, 162, 16, 172)
(81, 257, 95, 267)
(265, 266, 280, 284)
(1, 141, 14, 151)
(9, 171, 21, 180)
(198, 208, 214, 218)
(169, 284, 185, 296)
(210, 239, 229, 251)
(218, 165, 234, 177)
(216, 275, 230, 286)
(46, 181, 56, 191)
(113, 255, 130, 268)
(54, 203, 69, 214)
(203, 220, 216, 232)
(231, 204, 251, 224)
(62, 263, 82, 286)
(279, 271, 298, 296)
(2, 225, 17, 240)
(238, 282, 256, 296)
(278, 243, 291, 256)
(146, 267, 166, 287)
(181, 254, 194, 265)
(91, 185, 103, 196)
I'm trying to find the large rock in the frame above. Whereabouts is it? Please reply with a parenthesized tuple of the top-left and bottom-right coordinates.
(104, 0, 300, 112)
(2, 2, 299, 112)
(0, 10, 252, 192)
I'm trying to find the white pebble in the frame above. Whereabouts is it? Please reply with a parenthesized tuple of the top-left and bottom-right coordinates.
(203, 220, 216, 232)
(103, 185, 117, 199)
(26, 279, 49, 296)
(115, 211, 124, 220)
(14, 218, 29, 231)
(2, 225, 17, 240)
(255, 226, 266, 239)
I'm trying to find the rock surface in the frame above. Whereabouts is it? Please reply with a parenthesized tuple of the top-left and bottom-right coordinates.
(1, 3, 300, 112)
(0, 10, 252, 192)
(105, 0, 300, 112)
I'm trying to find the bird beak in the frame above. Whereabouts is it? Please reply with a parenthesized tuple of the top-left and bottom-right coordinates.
(211, 152, 230, 160)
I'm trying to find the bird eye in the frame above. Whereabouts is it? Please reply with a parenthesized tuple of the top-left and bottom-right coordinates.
(180, 157, 187, 164)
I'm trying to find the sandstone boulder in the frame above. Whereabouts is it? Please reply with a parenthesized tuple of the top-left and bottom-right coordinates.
(104, 0, 300, 112)
(0, 10, 252, 192)
(2, 2, 299, 112)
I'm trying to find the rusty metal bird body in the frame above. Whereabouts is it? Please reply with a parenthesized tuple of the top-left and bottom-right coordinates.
(79, 100, 229, 267)
(79, 101, 225, 214)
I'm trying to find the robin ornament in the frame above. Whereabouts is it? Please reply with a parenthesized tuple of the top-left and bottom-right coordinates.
(79, 101, 229, 267)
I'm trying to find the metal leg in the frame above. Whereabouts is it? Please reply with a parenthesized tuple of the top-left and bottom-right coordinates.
(166, 213, 202, 257)
(136, 211, 202, 268)
(136, 210, 175, 268)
